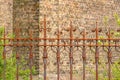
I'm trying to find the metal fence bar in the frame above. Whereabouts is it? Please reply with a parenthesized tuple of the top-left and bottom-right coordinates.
(57, 26, 60, 80)
(69, 21, 73, 80)
(107, 28, 112, 80)
(1, 44, 120, 47)
(0, 38, 120, 42)
(95, 22, 99, 80)
(82, 29, 86, 80)
(3, 28, 6, 80)
(29, 30, 33, 80)
(43, 15, 47, 80)
(16, 52, 19, 80)
(15, 28, 20, 80)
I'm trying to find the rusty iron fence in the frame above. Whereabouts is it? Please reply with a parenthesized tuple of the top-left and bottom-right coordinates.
(1, 15, 120, 80)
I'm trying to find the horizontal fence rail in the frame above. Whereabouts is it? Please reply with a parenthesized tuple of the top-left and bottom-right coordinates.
(1, 15, 120, 80)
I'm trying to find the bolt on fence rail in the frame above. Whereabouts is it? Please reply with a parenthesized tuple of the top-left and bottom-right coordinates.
(1, 15, 120, 80)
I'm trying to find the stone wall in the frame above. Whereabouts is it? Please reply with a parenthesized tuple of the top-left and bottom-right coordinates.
(39, 0, 120, 79)
(40, 0, 120, 29)
(0, 0, 13, 33)
(0, 0, 13, 56)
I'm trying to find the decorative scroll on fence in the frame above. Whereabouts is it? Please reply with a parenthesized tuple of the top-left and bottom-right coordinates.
(1, 15, 120, 80)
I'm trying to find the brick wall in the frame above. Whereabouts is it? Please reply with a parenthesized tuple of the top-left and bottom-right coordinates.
(13, 0, 39, 73)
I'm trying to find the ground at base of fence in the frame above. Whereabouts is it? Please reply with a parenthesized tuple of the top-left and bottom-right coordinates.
(38, 74, 95, 80)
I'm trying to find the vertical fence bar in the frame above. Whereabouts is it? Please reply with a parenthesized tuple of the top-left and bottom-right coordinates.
(15, 28, 20, 80)
(95, 22, 99, 80)
(69, 21, 73, 80)
(43, 15, 47, 80)
(57, 1, 60, 79)
(16, 52, 19, 80)
(3, 27, 6, 80)
(29, 45, 33, 80)
(57, 28, 60, 80)
(107, 28, 112, 80)
(29, 30, 33, 80)
(82, 29, 86, 80)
